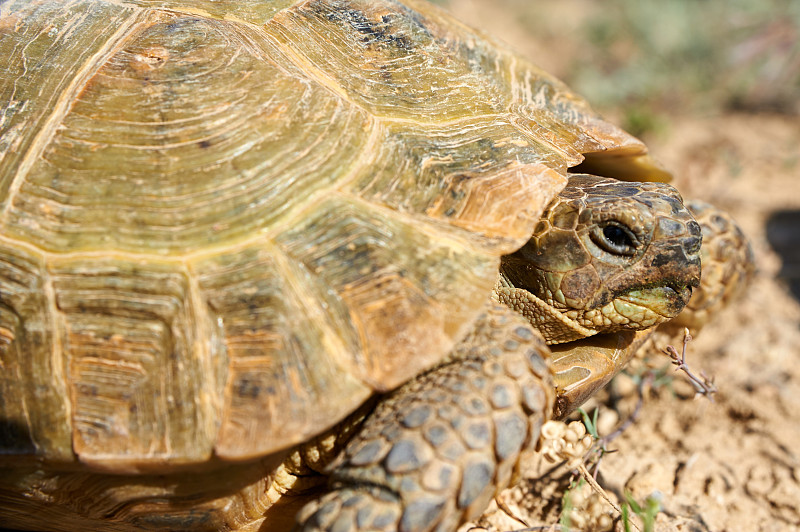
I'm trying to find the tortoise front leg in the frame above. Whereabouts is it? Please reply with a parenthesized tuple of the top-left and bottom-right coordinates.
(294, 302, 554, 532)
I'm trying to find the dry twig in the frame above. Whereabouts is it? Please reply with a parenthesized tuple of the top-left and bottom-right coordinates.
(663, 328, 717, 399)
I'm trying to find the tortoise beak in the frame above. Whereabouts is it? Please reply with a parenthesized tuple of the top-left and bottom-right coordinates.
(619, 283, 694, 320)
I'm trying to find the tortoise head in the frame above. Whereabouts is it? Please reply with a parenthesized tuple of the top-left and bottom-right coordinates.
(496, 174, 702, 416)
(498, 174, 701, 343)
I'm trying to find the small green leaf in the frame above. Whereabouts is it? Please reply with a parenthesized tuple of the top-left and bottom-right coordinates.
(578, 407, 600, 438)
(625, 492, 643, 514)
(622, 502, 632, 532)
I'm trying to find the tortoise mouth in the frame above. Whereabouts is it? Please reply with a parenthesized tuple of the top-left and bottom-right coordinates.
(618, 284, 692, 319)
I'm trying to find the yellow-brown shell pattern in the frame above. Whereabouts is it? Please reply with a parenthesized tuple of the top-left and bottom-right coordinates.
(0, 0, 649, 468)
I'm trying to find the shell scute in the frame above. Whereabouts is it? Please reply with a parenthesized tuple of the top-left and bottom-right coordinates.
(3, 12, 373, 254)
(193, 243, 371, 459)
(345, 118, 568, 251)
(266, 0, 511, 121)
(275, 194, 499, 391)
(47, 258, 215, 469)
(0, 242, 69, 462)
(0, 1, 140, 206)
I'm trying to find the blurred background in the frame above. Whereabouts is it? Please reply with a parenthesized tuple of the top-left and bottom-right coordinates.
(436, 0, 800, 133)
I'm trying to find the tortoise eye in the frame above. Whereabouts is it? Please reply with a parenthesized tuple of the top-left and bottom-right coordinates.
(591, 222, 638, 256)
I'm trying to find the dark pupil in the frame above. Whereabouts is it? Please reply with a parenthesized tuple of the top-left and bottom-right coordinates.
(603, 225, 630, 248)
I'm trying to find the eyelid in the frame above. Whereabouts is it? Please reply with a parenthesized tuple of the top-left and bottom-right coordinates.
(594, 209, 645, 236)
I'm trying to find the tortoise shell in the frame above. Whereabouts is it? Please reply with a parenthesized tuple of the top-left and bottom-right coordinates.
(0, 0, 659, 471)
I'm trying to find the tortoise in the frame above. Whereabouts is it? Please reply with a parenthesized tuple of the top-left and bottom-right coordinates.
(0, 1, 753, 531)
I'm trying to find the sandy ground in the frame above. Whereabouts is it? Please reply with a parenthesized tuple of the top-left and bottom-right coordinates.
(443, 1, 800, 530)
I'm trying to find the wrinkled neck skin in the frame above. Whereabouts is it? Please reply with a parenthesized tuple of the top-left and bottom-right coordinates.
(495, 174, 702, 415)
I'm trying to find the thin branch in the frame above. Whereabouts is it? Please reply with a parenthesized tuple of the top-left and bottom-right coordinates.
(663, 328, 717, 400)
(578, 463, 642, 532)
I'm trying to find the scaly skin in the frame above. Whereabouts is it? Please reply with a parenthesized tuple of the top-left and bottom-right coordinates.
(293, 175, 731, 532)
(497, 175, 702, 344)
